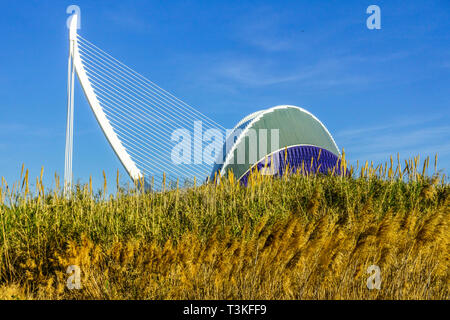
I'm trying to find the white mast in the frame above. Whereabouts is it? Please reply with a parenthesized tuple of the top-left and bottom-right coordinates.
(64, 12, 143, 194)
(64, 13, 78, 195)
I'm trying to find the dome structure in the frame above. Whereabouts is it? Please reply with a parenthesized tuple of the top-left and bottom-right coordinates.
(210, 105, 344, 184)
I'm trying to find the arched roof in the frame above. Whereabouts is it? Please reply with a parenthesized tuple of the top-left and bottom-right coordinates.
(211, 105, 340, 181)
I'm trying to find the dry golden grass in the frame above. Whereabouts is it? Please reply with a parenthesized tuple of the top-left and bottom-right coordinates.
(0, 155, 448, 299)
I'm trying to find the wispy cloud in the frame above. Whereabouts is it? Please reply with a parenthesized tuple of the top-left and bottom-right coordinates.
(199, 46, 433, 93)
(212, 57, 372, 90)
(215, 60, 315, 86)
(233, 9, 295, 52)
(347, 126, 450, 154)
(349, 50, 421, 64)
(336, 115, 443, 138)
(172, 7, 432, 95)
(337, 114, 450, 168)
(103, 8, 151, 33)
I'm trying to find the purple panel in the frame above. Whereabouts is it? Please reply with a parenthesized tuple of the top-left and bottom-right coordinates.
(239, 145, 347, 185)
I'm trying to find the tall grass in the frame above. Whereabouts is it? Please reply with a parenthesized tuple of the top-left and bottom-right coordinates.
(0, 155, 448, 299)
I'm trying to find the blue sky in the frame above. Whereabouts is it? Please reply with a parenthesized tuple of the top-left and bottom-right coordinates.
(0, 0, 449, 192)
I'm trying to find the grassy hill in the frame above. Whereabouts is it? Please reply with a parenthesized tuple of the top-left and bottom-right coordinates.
(0, 157, 448, 299)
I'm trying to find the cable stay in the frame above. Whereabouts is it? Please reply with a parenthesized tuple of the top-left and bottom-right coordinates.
(64, 13, 225, 193)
